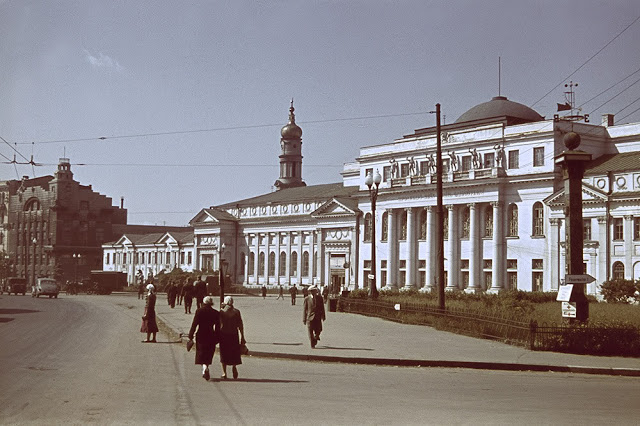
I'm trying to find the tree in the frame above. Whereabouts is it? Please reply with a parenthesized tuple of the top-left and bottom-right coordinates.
(600, 279, 640, 304)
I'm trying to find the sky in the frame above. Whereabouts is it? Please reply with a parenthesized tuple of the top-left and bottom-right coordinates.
(2, 0, 640, 226)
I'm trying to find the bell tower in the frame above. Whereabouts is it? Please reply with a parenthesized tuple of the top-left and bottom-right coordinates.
(274, 99, 306, 190)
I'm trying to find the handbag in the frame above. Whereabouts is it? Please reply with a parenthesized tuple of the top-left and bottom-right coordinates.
(186, 339, 194, 352)
(240, 343, 249, 355)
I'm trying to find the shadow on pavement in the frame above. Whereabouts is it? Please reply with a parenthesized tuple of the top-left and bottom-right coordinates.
(209, 378, 308, 383)
(0, 318, 15, 323)
(316, 346, 374, 351)
(0, 308, 41, 314)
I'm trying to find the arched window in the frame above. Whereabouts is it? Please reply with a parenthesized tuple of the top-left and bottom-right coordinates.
(364, 213, 372, 242)
(381, 212, 388, 241)
(302, 251, 310, 276)
(279, 252, 286, 276)
(461, 207, 470, 239)
(532, 202, 544, 236)
(419, 209, 427, 239)
(239, 253, 245, 275)
(24, 198, 41, 211)
(258, 252, 265, 274)
(508, 204, 518, 237)
(268, 251, 275, 276)
(248, 252, 255, 275)
(400, 210, 408, 240)
(484, 205, 493, 238)
(291, 251, 298, 276)
(613, 261, 625, 281)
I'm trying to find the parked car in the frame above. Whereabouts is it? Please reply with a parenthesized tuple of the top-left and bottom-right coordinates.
(5, 277, 27, 295)
(32, 278, 59, 298)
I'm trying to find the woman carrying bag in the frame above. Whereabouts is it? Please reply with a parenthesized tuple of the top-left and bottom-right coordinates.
(219, 296, 246, 380)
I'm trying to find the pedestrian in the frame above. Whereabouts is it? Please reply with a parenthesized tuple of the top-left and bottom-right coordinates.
(219, 296, 246, 380)
(168, 282, 177, 308)
(176, 280, 184, 305)
(187, 296, 220, 381)
(137, 281, 144, 300)
(302, 285, 325, 348)
(183, 281, 194, 314)
(276, 285, 284, 300)
(195, 278, 206, 310)
(140, 284, 159, 343)
(302, 285, 308, 298)
(261, 284, 267, 299)
(322, 285, 329, 302)
(289, 284, 298, 305)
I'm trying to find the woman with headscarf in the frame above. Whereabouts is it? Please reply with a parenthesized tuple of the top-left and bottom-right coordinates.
(140, 284, 159, 343)
(188, 296, 220, 380)
(219, 296, 246, 379)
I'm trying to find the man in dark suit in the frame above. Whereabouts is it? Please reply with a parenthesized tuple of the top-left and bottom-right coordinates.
(195, 278, 207, 310)
(302, 286, 325, 348)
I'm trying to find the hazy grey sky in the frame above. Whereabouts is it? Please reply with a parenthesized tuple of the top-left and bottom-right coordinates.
(2, 1, 640, 226)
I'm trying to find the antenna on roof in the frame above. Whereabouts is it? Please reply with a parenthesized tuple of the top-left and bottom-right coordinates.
(498, 57, 501, 96)
(554, 81, 589, 123)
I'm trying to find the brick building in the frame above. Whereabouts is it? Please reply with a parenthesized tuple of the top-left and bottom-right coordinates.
(1, 158, 127, 287)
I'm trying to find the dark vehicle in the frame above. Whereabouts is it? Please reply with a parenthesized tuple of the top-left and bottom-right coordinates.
(33, 277, 60, 298)
(87, 271, 127, 295)
(5, 277, 27, 295)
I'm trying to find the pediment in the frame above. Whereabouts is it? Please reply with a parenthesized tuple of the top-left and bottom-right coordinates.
(158, 232, 177, 245)
(544, 183, 608, 207)
(115, 235, 133, 246)
(311, 198, 358, 218)
(189, 209, 220, 226)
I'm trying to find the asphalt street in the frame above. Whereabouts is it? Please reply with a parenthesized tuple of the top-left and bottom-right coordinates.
(1, 293, 639, 425)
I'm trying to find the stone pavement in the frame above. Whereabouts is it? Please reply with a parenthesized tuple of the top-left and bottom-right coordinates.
(153, 293, 640, 377)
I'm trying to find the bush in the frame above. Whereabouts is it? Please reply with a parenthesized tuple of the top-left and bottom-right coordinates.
(600, 279, 639, 304)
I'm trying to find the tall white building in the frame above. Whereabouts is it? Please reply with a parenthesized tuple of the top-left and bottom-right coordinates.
(111, 97, 640, 294)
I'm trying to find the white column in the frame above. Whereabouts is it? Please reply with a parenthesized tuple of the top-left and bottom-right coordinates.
(287, 232, 292, 286)
(446, 205, 458, 290)
(489, 201, 503, 292)
(324, 250, 331, 288)
(276, 233, 281, 285)
(597, 217, 607, 287)
(318, 231, 324, 285)
(405, 207, 416, 289)
(466, 203, 480, 293)
(253, 234, 259, 285)
(297, 231, 303, 285)
(624, 215, 633, 280)
(387, 209, 396, 288)
(549, 218, 560, 291)
(310, 231, 316, 286)
(425, 207, 435, 291)
(264, 234, 270, 285)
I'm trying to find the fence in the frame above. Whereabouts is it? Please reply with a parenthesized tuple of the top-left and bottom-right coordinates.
(338, 297, 640, 356)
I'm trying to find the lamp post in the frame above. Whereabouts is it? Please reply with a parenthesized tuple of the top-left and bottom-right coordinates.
(365, 170, 382, 299)
(73, 253, 81, 284)
(219, 243, 226, 305)
(32, 238, 37, 290)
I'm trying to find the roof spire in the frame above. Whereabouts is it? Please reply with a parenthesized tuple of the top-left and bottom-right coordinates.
(289, 98, 296, 124)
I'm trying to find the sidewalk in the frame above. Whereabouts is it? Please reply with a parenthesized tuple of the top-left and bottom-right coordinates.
(154, 294, 640, 377)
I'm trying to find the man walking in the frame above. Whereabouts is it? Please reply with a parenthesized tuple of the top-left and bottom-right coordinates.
(302, 286, 325, 348)
(276, 285, 284, 300)
(195, 278, 207, 310)
(289, 284, 298, 305)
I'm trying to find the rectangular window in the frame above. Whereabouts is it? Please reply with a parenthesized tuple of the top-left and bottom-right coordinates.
(122, 253, 127, 264)
(484, 152, 495, 169)
(507, 259, 517, 269)
(363, 260, 371, 283)
(484, 272, 492, 289)
(533, 147, 545, 167)
(400, 163, 409, 177)
(483, 259, 492, 269)
(105, 253, 110, 264)
(180, 252, 185, 264)
(508, 150, 519, 169)
(635, 217, 640, 240)
(419, 161, 428, 175)
(583, 219, 592, 240)
(461, 156, 472, 172)
(462, 271, 469, 288)
(532, 259, 543, 270)
(188, 252, 192, 264)
(383, 166, 391, 182)
(613, 218, 624, 240)
(418, 260, 426, 288)
(508, 272, 518, 290)
(532, 271, 543, 291)
(460, 259, 469, 269)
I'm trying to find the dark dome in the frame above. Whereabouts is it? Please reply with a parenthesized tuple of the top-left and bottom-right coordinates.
(281, 102, 302, 139)
(281, 122, 302, 139)
(455, 96, 543, 124)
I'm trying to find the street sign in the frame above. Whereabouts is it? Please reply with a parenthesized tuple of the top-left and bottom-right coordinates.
(564, 274, 595, 284)
(368, 274, 375, 280)
(556, 284, 573, 302)
(562, 301, 577, 318)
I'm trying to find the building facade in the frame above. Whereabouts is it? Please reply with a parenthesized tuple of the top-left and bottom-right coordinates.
(2, 158, 127, 286)
(108, 98, 640, 295)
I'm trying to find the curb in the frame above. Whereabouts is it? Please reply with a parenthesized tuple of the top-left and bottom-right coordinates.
(157, 315, 640, 378)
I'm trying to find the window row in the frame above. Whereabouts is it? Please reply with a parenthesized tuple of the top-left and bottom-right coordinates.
(247, 251, 317, 277)
(364, 202, 546, 242)
(105, 251, 193, 265)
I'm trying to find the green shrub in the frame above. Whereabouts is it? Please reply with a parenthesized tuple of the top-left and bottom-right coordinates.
(600, 279, 639, 304)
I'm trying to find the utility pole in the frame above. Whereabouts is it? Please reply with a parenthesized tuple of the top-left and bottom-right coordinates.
(434, 104, 445, 311)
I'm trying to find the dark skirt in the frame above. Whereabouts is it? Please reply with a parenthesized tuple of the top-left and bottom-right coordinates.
(195, 339, 216, 365)
(140, 313, 159, 333)
(219, 332, 242, 366)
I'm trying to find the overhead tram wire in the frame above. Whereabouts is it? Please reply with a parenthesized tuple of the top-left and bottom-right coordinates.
(13, 111, 431, 146)
(589, 75, 640, 115)
(531, 14, 640, 108)
(578, 65, 640, 109)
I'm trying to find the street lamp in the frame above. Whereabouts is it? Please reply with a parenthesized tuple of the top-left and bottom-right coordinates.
(219, 243, 227, 305)
(365, 170, 382, 298)
(73, 253, 81, 284)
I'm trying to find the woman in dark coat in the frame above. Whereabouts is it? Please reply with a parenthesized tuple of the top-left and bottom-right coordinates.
(188, 296, 220, 380)
(140, 284, 159, 342)
(219, 296, 246, 380)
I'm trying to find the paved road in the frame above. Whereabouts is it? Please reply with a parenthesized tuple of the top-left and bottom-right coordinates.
(1, 294, 639, 425)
